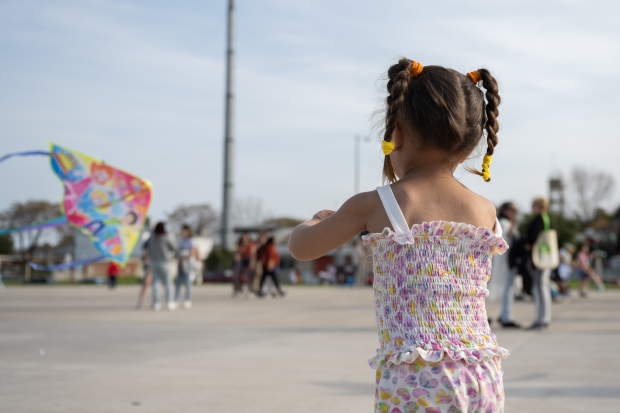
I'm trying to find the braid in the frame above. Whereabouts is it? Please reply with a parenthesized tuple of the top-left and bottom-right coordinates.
(479, 68, 500, 157)
(467, 68, 501, 182)
(383, 58, 413, 183)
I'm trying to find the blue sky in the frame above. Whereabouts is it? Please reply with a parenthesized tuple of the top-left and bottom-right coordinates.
(1, 0, 619, 229)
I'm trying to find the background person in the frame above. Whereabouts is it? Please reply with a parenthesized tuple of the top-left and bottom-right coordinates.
(253, 230, 268, 293)
(233, 232, 256, 297)
(288, 268, 300, 284)
(107, 261, 120, 290)
(576, 243, 605, 297)
(493, 202, 521, 328)
(175, 224, 198, 309)
(147, 222, 177, 311)
(525, 197, 552, 330)
(258, 237, 284, 297)
(136, 241, 153, 309)
(556, 243, 575, 300)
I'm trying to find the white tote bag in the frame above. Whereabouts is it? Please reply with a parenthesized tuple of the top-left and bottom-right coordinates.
(532, 213, 559, 270)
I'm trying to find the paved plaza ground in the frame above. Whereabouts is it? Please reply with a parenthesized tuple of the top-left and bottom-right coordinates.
(0, 284, 619, 412)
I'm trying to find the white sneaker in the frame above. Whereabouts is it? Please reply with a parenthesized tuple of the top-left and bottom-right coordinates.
(153, 303, 162, 311)
(183, 300, 192, 309)
(167, 302, 178, 311)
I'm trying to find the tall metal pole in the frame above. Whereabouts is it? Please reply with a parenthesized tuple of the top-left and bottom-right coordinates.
(221, 0, 235, 249)
(354, 135, 360, 194)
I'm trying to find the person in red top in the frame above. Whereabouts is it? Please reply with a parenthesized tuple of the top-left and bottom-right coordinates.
(233, 232, 256, 297)
(107, 261, 121, 290)
(257, 237, 285, 297)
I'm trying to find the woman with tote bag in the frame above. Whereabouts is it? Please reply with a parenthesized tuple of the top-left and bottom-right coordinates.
(525, 197, 559, 331)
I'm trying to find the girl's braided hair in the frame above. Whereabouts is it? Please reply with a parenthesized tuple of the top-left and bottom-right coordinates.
(382, 58, 501, 183)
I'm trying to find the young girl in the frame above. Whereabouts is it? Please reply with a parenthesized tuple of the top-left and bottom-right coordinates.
(289, 58, 508, 412)
(576, 243, 605, 297)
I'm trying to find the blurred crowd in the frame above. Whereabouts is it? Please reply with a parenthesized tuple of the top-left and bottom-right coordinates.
(233, 230, 285, 298)
(489, 197, 609, 331)
(107, 221, 200, 311)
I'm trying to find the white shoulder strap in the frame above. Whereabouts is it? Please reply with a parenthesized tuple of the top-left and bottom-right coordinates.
(376, 185, 410, 239)
(493, 217, 503, 237)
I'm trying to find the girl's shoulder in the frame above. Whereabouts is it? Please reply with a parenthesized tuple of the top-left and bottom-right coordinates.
(394, 180, 497, 230)
(361, 182, 497, 234)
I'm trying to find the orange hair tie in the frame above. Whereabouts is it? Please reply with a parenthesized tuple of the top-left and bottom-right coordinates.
(410, 60, 424, 77)
(467, 70, 481, 85)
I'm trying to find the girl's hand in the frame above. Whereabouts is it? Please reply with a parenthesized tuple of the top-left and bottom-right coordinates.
(312, 210, 336, 221)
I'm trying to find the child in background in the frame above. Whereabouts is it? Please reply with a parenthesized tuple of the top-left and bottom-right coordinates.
(289, 59, 508, 412)
(576, 243, 605, 297)
(107, 261, 120, 290)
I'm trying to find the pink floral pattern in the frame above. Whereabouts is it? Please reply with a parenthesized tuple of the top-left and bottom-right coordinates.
(375, 357, 504, 413)
(362, 221, 509, 370)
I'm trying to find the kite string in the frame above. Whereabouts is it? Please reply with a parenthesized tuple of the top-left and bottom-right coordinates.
(28, 255, 105, 271)
(0, 216, 68, 236)
(0, 150, 49, 164)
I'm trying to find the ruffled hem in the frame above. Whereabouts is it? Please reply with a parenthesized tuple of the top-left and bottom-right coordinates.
(368, 346, 510, 370)
(362, 220, 508, 255)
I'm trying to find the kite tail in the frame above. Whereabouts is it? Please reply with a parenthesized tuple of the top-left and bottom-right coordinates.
(0, 216, 68, 236)
(0, 150, 50, 164)
(28, 256, 105, 271)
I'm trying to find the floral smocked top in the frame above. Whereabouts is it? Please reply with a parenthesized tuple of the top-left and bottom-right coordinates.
(361, 185, 509, 370)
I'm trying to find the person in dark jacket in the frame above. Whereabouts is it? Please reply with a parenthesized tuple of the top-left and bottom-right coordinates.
(257, 237, 285, 298)
(525, 197, 552, 330)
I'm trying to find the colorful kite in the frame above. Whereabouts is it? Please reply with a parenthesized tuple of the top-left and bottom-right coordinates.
(50, 143, 152, 266)
(0, 144, 152, 268)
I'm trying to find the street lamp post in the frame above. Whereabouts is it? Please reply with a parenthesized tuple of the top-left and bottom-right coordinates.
(221, 0, 235, 250)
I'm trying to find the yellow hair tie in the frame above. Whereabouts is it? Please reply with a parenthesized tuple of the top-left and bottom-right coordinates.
(481, 154, 492, 181)
(382, 140, 394, 155)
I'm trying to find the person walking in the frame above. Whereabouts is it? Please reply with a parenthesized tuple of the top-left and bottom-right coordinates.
(232, 232, 256, 297)
(107, 261, 120, 290)
(147, 222, 177, 311)
(136, 241, 153, 309)
(492, 202, 522, 327)
(258, 237, 285, 297)
(253, 231, 268, 292)
(175, 224, 198, 309)
(525, 197, 553, 330)
(576, 243, 605, 297)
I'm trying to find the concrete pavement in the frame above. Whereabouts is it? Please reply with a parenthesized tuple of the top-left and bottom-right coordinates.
(0, 285, 618, 412)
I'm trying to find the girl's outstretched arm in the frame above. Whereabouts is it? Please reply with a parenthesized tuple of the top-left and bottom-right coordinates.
(288, 192, 374, 261)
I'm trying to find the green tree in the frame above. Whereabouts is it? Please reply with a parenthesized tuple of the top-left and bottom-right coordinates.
(0, 200, 62, 261)
(0, 234, 14, 254)
(205, 247, 235, 271)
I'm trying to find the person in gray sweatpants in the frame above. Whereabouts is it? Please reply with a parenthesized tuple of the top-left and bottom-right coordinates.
(146, 222, 177, 311)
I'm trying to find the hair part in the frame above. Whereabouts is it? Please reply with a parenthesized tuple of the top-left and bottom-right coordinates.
(381, 59, 501, 183)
